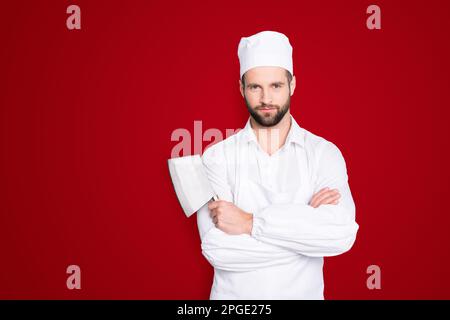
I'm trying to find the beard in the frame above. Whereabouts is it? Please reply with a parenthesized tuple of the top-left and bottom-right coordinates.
(244, 94, 291, 127)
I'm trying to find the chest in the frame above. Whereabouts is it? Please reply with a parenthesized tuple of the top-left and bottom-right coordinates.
(226, 141, 316, 214)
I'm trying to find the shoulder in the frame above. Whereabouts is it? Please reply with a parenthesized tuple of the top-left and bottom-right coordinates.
(200, 130, 244, 201)
(201, 129, 244, 167)
(301, 127, 346, 165)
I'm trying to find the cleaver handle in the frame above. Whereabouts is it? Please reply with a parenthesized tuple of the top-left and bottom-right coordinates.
(211, 194, 219, 201)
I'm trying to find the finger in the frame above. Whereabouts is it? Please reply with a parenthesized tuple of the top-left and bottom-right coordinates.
(311, 189, 338, 207)
(319, 193, 341, 205)
(309, 188, 330, 207)
(313, 187, 330, 198)
(313, 189, 339, 206)
(208, 200, 226, 210)
(212, 216, 218, 225)
(317, 193, 341, 206)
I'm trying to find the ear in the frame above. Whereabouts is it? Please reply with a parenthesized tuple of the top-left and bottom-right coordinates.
(290, 75, 296, 96)
(239, 79, 244, 98)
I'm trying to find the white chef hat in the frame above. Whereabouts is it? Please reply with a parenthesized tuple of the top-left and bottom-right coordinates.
(237, 30, 293, 79)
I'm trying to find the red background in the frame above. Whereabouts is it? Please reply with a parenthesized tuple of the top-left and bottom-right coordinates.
(1, 0, 449, 299)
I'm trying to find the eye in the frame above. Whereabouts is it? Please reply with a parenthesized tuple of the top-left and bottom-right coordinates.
(273, 84, 281, 88)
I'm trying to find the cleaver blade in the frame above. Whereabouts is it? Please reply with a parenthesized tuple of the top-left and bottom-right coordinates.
(167, 154, 219, 218)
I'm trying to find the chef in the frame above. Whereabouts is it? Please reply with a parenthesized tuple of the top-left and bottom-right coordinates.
(196, 30, 359, 300)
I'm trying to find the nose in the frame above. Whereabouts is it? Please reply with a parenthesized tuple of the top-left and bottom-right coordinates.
(260, 88, 273, 105)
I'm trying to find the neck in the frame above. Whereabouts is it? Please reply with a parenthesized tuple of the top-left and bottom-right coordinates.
(249, 112, 292, 155)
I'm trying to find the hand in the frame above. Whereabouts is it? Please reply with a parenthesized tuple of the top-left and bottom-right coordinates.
(208, 200, 253, 235)
(309, 187, 340, 208)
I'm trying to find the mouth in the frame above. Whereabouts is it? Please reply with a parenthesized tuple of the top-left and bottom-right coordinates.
(257, 107, 277, 113)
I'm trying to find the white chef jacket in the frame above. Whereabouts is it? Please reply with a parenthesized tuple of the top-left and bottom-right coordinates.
(196, 114, 359, 300)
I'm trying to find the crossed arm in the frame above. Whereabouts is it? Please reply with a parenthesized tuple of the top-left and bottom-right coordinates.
(197, 141, 359, 272)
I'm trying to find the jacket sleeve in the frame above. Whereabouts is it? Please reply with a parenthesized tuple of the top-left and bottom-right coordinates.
(250, 141, 359, 257)
(197, 144, 300, 272)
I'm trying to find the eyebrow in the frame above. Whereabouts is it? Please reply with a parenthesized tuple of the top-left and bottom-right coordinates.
(247, 81, 285, 87)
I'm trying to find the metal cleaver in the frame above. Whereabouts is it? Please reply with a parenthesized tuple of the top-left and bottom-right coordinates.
(167, 154, 219, 218)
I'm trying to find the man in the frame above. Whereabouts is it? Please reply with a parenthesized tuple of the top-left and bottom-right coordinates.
(196, 30, 359, 299)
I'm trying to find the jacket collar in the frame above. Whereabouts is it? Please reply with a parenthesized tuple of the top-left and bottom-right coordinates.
(241, 114, 305, 148)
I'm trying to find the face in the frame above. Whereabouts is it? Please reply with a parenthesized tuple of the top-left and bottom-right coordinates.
(240, 66, 296, 127)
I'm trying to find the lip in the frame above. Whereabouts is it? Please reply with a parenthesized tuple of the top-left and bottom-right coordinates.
(258, 108, 276, 112)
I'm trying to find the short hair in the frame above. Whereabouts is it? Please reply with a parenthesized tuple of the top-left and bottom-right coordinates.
(241, 69, 293, 88)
